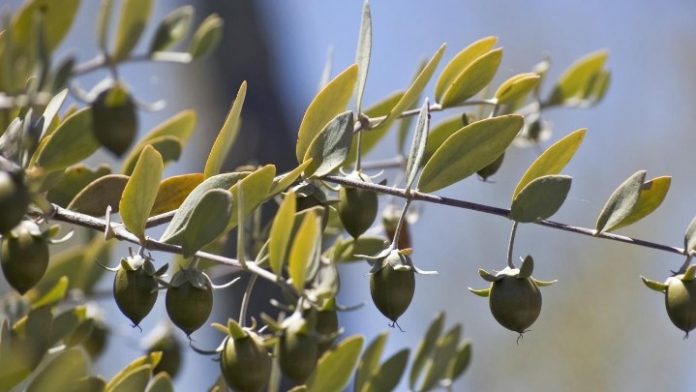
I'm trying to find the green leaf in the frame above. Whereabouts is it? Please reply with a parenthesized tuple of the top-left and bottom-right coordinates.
(70, 377, 107, 392)
(307, 336, 364, 392)
(160, 172, 248, 243)
(385, 44, 445, 124)
(595, 170, 646, 234)
(112, 0, 154, 61)
(685, 216, 696, 254)
(303, 111, 354, 177)
(397, 60, 428, 155)
(289, 210, 321, 292)
(331, 236, 388, 263)
(404, 100, 430, 190)
(468, 287, 490, 297)
(151, 173, 205, 215)
(149, 6, 194, 53)
(67, 174, 129, 216)
(105, 353, 161, 392)
(41, 89, 68, 136)
(355, 0, 372, 114)
(609, 176, 671, 230)
(354, 332, 388, 392)
(205, 82, 246, 178)
(435, 36, 497, 101)
(548, 50, 609, 106)
(513, 129, 586, 199)
(423, 116, 465, 164)
(345, 91, 405, 167)
(47, 164, 111, 207)
(363, 349, 409, 392)
(146, 373, 174, 392)
(119, 145, 164, 240)
(31, 276, 69, 309)
(269, 191, 297, 276)
(418, 325, 461, 392)
(226, 165, 276, 231)
(123, 136, 181, 175)
(510, 175, 572, 223)
(268, 160, 313, 197)
(440, 48, 503, 108)
(188, 14, 224, 59)
(106, 365, 152, 392)
(34, 108, 98, 172)
(297, 64, 358, 162)
(495, 73, 540, 105)
(409, 312, 445, 389)
(26, 348, 89, 392)
(96, 0, 114, 51)
(181, 189, 232, 257)
(12, 0, 80, 53)
(446, 340, 472, 382)
(123, 110, 197, 175)
(418, 115, 523, 193)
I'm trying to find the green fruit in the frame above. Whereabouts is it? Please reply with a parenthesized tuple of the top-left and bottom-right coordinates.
(113, 257, 158, 327)
(165, 269, 213, 336)
(279, 316, 319, 384)
(665, 277, 696, 335)
(489, 276, 542, 333)
(220, 333, 271, 392)
(0, 171, 29, 233)
(338, 175, 378, 239)
(91, 83, 138, 156)
(370, 262, 415, 323)
(147, 329, 183, 378)
(1, 222, 49, 294)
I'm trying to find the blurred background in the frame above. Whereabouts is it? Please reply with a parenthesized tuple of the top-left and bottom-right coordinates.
(9, 0, 696, 390)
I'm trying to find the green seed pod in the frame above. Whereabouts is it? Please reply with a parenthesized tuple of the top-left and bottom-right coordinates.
(370, 251, 416, 323)
(315, 308, 339, 353)
(220, 332, 271, 392)
(0, 171, 29, 233)
(489, 276, 542, 333)
(338, 173, 378, 239)
(1, 221, 49, 294)
(113, 255, 159, 327)
(91, 82, 138, 156)
(165, 269, 213, 336)
(665, 277, 696, 335)
(279, 314, 319, 385)
(145, 324, 183, 378)
(477, 153, 505, 181)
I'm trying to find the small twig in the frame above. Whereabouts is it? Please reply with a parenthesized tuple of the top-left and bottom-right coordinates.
(392, 197, 413, 249)
(507, 221, 519, 269)
(239, 275, 258, 328)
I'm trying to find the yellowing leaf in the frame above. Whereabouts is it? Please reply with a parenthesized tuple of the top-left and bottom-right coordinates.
(269, 191, 297, 276)
(151, 173, 205, 216)
(119, 145, 163, 240)
(610, 176, 671, 230)
(513, 129, 586, 199)
(205, 82, 246, 178)
(112, 0, 154, 61)
(548, 50, 609, 105)
(296, 65, 358, 162)
(494, 73, 540, 105)
(435, 36, 497, 101)
(441, 48, 503, 108)
(289, 210, 321, 292)
(418, 115, 523, 193)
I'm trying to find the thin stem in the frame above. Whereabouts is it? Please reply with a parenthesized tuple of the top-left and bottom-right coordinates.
(239, 275, 258, 328)
(392, 197, 413, 249)
(507, 221, 519, 269)
(355, 126, 364, 172)
(321, 174, 687, 257)
(677, 255, 693, 274)
(72, 52, 190, 76)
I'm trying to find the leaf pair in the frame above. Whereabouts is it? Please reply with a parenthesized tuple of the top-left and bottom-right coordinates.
(547, 50, 611, 107)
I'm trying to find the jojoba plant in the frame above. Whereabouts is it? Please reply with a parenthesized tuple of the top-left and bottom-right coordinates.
(2, 0, 694, 390)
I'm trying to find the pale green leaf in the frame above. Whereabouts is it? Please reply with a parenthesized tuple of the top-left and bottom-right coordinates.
(397, 60, 428, 154)
(418, 115, 523, 193)
(548, 50, 609, 105)
(441, 48, 503, 108)
(418, 325, 461, 392)
(297, 64, 358, 162)
(122, 136, 181, 175)
(355, 0, 372, 114)
(67, 174, 129, 216)
(12, 0, 80, 53)
(409, 312, 445, 389)
(289, 210, 321, 292)
(119, 145, 163, 240)
(97, 0, 114, 51)
(205, 82, 246, 178)
(30, 276, 69, 309)
(26, 348, 89, 392)
(269, 191, 297, 276)
(611, 176, 670, 230)
(106, 365, 151, 392)
(363, 349, 409, 392)
(307, 336, 364, 392)
(385, 44, 445, 124)
(445, 340, 472, 382)
(149, 6, 194, 53)
(354, 332, 388, 392)
(34, 108, 98, 172)
(188, 14, 224, 59)
(435, 36, 497, 101)
(509, 175, 572, 223)
(303, 111, 354, 177)
(404, 100, 430, 190)
(495, 73, 540, 105)
(513, 128, 586, 199)
(181, 189, 232, 257)
(595, 170, 646, 233)
(685, 216, 696, 254)
(112, 0, 154, 61)
(227, 165, 276, 231)
(331, 236, 388, 263)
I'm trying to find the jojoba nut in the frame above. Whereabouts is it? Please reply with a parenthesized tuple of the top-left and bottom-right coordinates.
(1, 222, 49, 294)
(489, 276, 542, 333)
(220, 333, 271, 392)
(279, 317, 319, 384)
(0, 171, 29, 233)
(665, 277, 696, 335)
(338, 175, 378, 239)
(91, 83, 138, 156)
(165, 269, 213, 336)
(113, 258, 158, 326)
(370, 264, 415, 323)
